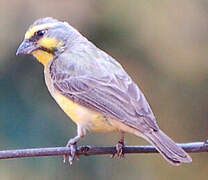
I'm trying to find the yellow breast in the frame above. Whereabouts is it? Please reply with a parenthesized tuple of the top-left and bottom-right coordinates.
(53, 92, 117, 132)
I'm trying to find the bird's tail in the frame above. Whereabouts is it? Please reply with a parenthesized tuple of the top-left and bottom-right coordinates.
(138, 130, 192, 166)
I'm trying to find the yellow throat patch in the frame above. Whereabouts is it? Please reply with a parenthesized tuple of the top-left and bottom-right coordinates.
(32, 37, 60, 66)
(32, 50, 53, 66)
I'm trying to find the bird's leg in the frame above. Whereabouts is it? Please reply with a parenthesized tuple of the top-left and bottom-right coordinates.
(64, 126, 86, 165)
(111, 132, 125, 158)
(116, 131, 125, 158)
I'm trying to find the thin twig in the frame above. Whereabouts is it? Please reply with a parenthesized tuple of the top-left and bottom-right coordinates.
(0, 141, 207, 160)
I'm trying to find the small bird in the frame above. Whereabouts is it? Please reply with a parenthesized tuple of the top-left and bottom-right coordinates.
(16, 17, 192, 165)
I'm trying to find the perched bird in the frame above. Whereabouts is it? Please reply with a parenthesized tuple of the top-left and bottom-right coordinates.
(16, 17, 192, 165)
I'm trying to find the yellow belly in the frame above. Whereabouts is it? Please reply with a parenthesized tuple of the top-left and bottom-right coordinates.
(53, 92, 118, 132)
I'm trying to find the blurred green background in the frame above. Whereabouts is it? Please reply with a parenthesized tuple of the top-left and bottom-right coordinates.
(1, 0, 208, 179)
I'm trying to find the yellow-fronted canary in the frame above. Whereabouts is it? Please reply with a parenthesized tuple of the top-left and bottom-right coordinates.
(16, 17, 192, 165)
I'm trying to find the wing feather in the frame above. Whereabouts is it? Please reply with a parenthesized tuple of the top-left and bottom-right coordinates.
(49, 49, 159, 133)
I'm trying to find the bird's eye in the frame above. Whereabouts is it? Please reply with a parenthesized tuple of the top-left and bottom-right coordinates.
(35, 30, 46, 37)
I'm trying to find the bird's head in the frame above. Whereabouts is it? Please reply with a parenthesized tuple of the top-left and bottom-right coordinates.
(16, 17, 79, 66)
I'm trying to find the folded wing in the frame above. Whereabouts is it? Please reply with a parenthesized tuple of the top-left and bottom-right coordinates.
(50, 55, 159, 134)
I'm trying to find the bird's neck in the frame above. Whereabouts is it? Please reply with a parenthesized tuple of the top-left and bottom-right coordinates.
(32, 50, 54, 67)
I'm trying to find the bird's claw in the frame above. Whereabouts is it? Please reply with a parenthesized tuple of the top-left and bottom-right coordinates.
(116, 140, 125, 159)
(204, 139, 208, 145)
(111, 140, 125, 159)
(63, 143, 77, 165)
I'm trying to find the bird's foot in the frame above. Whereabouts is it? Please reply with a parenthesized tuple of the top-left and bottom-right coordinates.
(64, 140, 79, 165)
(111, 140, 125, 159)
(116, 140, 125, 158)
(204, 139, 208, 146)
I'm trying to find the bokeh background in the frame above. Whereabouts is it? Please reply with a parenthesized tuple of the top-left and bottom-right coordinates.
(1, 0, 208, 179)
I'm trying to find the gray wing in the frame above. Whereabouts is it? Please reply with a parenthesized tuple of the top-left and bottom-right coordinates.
(50, 50, 159, 133)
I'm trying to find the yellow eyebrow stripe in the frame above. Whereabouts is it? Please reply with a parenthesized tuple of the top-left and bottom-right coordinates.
(25, 23, 58, 39)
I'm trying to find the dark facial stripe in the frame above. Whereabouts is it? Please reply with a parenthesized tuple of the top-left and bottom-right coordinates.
(39, 46, 54, 54)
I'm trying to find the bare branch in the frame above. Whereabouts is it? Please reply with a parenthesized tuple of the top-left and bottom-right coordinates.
(0, 141, 207, 160)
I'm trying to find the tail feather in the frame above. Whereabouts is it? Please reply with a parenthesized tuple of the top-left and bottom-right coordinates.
(142, 130, 192, 166)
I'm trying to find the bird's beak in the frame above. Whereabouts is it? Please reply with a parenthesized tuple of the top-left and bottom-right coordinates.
(16, 39, 37, 55)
